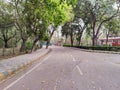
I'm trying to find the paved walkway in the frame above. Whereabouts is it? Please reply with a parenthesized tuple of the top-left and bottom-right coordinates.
(0, 48, 50, 81)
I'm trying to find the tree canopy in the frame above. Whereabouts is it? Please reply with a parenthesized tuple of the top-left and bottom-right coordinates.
(0, 0, 77, 52)
(62, 0, 120, 46)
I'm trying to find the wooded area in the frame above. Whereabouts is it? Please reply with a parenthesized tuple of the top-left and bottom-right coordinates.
(0, 0, 120, 58)
(62, 0, 120, 47)
(0, 0, 76, 57)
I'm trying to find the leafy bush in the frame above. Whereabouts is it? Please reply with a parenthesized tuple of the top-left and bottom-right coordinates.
(63, 44, 120, 51)
(25, 42, 32, 50)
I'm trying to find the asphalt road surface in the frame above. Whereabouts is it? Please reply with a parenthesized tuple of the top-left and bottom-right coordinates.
(0, 46, 120, 90)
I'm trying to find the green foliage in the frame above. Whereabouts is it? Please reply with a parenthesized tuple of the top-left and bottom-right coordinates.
(0, 1, 14, 27)
(44, 0, 75, 27)
(61, 22, 71, 37)
(104, 18, 120, 36)
(73, 0, 120, 46)
(25, 41, 32, 50)
(43, 34, 49, 41)
(0, 0, 77, 52)
(63, 44, 120, 51)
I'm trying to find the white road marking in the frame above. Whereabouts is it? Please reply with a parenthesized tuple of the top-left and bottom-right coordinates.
(70, 55, 76, 61)
(71, 55, 83, 75)
(3, 54, 51, 90)
(76, 65, 83, 75)
(70, 54, 83, 75)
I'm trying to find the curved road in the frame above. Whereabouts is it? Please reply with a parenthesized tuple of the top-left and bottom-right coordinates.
(0, 46, 120, 90)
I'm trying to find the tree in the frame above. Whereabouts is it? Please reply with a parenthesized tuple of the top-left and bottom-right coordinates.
(75, 0, 120, 46)
(0, 1, 16, 48)
(62, 22, 76, 46)
(74, 0, 92, 46)
(10, 0, 49, 52)
(62, 22, 70, 44)
(73, 18, 88, 46)
(10, 0, 30, 52)
(23, 0, 49, 52)
(104, 18, 120, 45)
(62, 0, 91, 46)
(44, 0, 76, 48)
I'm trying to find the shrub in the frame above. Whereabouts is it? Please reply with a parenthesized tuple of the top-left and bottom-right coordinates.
(63, 44, 120, 51)
(25, 42, 32, 50)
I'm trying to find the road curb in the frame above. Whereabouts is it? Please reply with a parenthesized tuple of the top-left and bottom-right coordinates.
(0, 48, 51, 81)
(70, 47, 120, 54)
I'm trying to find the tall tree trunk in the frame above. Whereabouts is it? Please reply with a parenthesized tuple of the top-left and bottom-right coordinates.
(31, 37, 39, 52)
(92, 36, 95, 47)
(39, 41, 43, 48)
(4, 40, 9, 48)
(78, 35, 82, 46)
(2, 42, 5, 56)
(106, 31, 109, 45)
(92, 28, 98, 46)
(70, 31, 74, 46)
(20, 39, 27, 52)
(92, 35, 98, 47)
(46, 40, 50, 49)
(95, 37, 98, 45)
(65, 35, 67, 44)
(92, 24, 95, 47)
(78, 28, 85, 46)
(46, 29, 55, 49)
